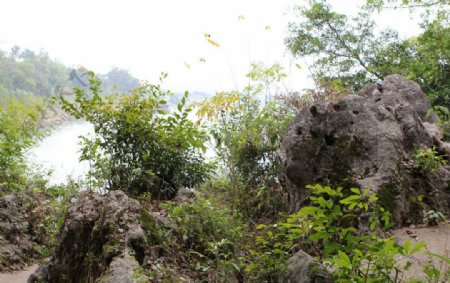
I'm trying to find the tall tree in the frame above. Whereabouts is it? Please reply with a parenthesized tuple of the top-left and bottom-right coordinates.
(286, 0, 449, 106)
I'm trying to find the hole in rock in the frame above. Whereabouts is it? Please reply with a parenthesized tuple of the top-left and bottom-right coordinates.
(310, 105, 318, 116)
(324, 134, 336, 146)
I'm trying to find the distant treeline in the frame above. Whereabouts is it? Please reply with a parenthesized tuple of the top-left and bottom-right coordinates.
(0, 45, 140, 98)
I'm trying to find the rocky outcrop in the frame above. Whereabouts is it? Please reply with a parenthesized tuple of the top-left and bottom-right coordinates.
(29, 190, 148, 283)
(280, 75, 450, 225)
(285, 250, 331, 283)
(0, 193, 53, 272)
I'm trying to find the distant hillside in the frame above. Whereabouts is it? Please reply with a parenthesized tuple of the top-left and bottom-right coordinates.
(0, 46, 140, 99)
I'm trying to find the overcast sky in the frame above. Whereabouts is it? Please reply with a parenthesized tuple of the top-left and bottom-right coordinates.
(0, 0, 422, 93)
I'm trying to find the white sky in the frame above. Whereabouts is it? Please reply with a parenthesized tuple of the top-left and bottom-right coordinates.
(0, 0, 422, 93)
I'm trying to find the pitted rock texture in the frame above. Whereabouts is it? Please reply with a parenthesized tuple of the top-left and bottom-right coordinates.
(29, 190, 147, 283)
(280, 75, 450, 225)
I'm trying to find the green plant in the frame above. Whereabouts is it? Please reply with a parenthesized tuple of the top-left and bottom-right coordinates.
(423, 209, 446, 226)
(0, 94, 45, 191)
(196, 63, 292, 220)
(413, 146, 448, 174)
(245, 184, 429, 282)
(420, 252, 450, 283)
(432, 105, 450, 141)
(162, 196, 243, 279)
(58, 72, 212, 198)
(137, 192, 152, 206)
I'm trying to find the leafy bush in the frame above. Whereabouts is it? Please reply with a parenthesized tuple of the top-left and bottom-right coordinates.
(432, 105, 450, 141)
(196, 63, 291, 220)
(58, 72, 212, 198)
(245, 184, 429, 282)
(423, 209, 446, 226)
(0, 94, 45, 191)
(413, 146, 447, 174)
(162, 196, 243, 279)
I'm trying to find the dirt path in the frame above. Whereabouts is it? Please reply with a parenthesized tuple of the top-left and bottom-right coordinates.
(0, 264, 38, 283)
(394, 223, 449, 281)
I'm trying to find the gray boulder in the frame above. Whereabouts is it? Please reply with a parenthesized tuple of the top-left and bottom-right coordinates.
(101, 253, 146, 283)
(28, 190, 148, 283)
(280, 75, 450, 225)
(286, 250, 331, 283)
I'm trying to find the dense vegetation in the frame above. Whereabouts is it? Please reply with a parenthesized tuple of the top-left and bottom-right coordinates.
(57, 73, 211, 198)
(286, 0, 449, 107)
(0, 0, 449, 281)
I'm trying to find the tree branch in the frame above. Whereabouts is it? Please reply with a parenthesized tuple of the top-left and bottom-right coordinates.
(323, 18, 384, 80)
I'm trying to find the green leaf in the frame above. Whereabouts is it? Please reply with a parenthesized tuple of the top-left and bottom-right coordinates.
(402, 240, 411, 256)
(410, 242, 426, 255)
(425, 252, 450, 264)
(340, 195, 360, 206)
(310, 231, 329, 241)
(336, 251, 352, 269)
(256, 224, 267, 230)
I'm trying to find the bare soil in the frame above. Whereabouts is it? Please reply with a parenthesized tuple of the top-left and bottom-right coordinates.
(394, 223, 450, 282)
(0, 264, 38, 283)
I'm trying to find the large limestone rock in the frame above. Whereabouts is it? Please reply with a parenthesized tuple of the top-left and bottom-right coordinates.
(29, 190, 147, 283)
(280, 75, 450, 225)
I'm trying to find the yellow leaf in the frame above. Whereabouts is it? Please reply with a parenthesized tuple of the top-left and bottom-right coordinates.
(207, 38, 220, 48)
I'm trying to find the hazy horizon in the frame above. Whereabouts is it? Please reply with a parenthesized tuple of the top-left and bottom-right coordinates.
(0, 0, 422, 93)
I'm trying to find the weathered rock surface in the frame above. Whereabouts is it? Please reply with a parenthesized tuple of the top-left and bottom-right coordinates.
(285, 250, 331, 283)
(29, 190, 148, 283)
(0, 193, 53, 272)
(281, 75, 450, 225)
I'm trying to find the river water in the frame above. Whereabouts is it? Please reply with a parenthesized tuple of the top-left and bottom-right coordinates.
(28, 121, 93, 185)
(28, 119, 215, 186)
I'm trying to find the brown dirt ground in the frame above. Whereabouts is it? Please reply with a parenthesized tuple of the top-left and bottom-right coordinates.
(0, 264, 38, 283)
(394, 223, 450, 282)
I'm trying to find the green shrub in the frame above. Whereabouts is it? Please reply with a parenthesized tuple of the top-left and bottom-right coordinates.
(413, 146, 447, 174)
(196, 63, 292, 221)
(162, 196, 243, 279)
(432, 105, 450, 141)
(245, 184, 430, 282)
(58, 72, 212, 198)
(423, 209, 446, 226)
(0, 94, 45, 191)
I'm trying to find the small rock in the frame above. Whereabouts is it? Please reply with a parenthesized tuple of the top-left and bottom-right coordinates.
(285, 250, 331, 283)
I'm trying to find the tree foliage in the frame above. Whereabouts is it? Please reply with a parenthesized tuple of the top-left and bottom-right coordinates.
(0, 46, 141, 100)
(0, 47, 68, 98)
(58, 72, 211, 198)
(286, 0, 449, 106)
(99, 67, 140, 93)
(0, 94, 45, 189)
